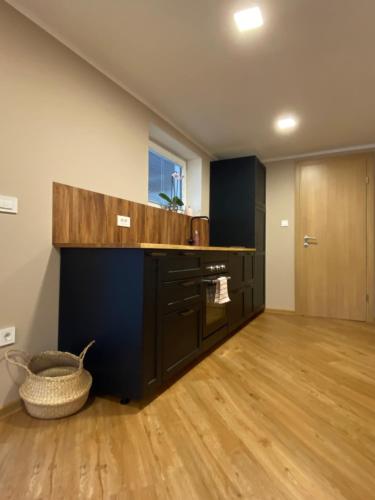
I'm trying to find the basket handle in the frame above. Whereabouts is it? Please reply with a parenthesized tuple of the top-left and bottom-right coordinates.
(79, 340, 95, 362)
(4, 349, 32, 375)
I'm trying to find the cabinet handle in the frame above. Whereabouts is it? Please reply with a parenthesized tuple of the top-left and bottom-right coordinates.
(180, 251, 196, 256)
(167, 300, 181, 306)
(179, 309, 195, 317)
(149, 252, 167, 257)
(180, 280, 196, 287)
(183, 294, 201, 301)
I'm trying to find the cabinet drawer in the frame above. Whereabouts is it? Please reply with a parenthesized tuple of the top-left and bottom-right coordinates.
(161, 252, 203, 281)
(161, 278, 202, 313)
(162, 303, 201, 380)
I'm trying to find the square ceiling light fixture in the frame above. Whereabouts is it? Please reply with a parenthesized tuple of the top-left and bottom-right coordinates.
(234, 6, 263, 32)
(275, 115, 299, 133)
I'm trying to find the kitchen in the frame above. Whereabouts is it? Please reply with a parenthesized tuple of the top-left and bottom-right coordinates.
(55, 151, 264, 403)
(1, 1, 375, 499)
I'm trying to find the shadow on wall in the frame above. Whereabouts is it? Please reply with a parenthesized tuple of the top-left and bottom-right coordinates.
(0, 248, 60, 407)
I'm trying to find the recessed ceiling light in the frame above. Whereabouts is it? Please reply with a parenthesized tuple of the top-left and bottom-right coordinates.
(275, 115, 299, 132)
(234, 7, 263, 32)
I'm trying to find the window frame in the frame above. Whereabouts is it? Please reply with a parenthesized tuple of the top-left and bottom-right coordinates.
(148, 140, 187, 209)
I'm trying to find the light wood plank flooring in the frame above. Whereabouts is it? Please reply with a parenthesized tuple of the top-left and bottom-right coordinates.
(1, 313, 375, 499)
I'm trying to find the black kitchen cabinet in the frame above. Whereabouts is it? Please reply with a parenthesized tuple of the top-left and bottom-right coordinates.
(244, 286, 254, 318)
(227, 252, 255, 328)
(161, 251, 203, 281)
(161, 277, 202, 314)
(59, 249, 158, 401)
(162, 303, 202, 380)
(228, 288, 245, 329)
(58, 248, 257, 403)
(210, 155, 266, 314)
(228, 253, 245, 290)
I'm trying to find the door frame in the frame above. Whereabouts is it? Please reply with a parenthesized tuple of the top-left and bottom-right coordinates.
(295, 152, 375, 322)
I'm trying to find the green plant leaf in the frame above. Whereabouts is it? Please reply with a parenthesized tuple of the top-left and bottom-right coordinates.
(172, 196, 184, 207)
(159, 192, 172, 204)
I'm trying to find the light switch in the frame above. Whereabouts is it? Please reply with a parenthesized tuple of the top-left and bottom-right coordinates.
(0, 326, 16, 347)
(0, 195, 18, 214)
(281, 219, 289, 227)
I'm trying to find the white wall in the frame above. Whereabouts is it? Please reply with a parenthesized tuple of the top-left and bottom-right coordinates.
(265, 160, 296, 311)
(0, 2, 211, 408)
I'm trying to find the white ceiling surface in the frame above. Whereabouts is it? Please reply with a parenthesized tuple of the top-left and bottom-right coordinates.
(7, 0, 375, 160)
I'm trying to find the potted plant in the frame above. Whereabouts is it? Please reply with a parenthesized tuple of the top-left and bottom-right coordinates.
(159, 172, 184, 212)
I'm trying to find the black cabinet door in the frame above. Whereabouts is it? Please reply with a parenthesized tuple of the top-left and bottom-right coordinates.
(210, 158, 254, 247)
(254, 254, 265, 312)
(244, 286, 254, 319)
(255, 208, 265, 252)
(142, 254, 162, 396)
(228, 288, 245, 330)
(228, 253, 245, 291)
(210, 155, 266, 314)
(244, 253, 254, 284)
(162, 303, 201, 380)
(255, 159, 266, 206)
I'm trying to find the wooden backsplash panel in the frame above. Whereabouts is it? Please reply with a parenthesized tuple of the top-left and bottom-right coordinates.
(53, 183, 209, 246)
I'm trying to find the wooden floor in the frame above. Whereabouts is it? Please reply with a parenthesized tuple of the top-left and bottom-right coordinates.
(1, 313, 375, 500)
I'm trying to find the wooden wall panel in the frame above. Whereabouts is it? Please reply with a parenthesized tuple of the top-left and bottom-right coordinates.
(53, 183, 209, 247)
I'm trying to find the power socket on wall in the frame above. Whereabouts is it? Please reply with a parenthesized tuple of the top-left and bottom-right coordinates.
(117, 215, 131, 227)
(0, 195, 18, 214)
(0, 326, 16, 347)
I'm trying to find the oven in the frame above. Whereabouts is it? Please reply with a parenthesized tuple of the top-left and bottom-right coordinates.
(202, 261, 231, 339)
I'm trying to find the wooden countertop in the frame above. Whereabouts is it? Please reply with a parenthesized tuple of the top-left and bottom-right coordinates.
(55, 242, 256, 252)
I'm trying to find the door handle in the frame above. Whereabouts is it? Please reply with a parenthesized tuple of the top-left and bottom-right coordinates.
(304, 234, 318, 247)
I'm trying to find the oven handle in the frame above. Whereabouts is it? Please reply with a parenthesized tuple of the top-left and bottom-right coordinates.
(202, 276, 231, 285)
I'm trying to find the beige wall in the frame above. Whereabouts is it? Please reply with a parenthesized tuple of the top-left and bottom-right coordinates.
(265, 160, 296, 311)
(0, 2, 210, 408)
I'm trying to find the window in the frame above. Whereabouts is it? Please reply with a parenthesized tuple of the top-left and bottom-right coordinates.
(148, 142, 186, 207)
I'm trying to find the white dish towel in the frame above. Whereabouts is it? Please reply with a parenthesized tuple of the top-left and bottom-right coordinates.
(207, 276, 231, 304)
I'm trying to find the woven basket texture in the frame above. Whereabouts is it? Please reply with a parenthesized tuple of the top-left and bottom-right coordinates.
(6, 342, 94, 419)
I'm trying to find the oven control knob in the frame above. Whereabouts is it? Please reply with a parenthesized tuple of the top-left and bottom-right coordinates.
(215, 265, 221, 271)
(208, 265, 215, 271)
(220, 265, 226, 270)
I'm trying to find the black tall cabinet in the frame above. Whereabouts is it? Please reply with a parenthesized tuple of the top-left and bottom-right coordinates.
(209, 155, 266, 314)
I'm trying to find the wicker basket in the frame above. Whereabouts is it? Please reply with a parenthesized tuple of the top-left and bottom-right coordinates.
(5, 341, 95, 419)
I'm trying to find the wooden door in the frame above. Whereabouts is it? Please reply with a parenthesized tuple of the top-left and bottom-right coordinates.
(296, 154, 370, 321)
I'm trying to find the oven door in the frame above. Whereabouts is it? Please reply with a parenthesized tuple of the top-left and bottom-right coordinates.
(202, 275, 230, 339)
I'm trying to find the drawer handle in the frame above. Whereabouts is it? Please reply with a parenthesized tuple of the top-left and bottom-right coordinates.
(149, 252, 167, 257)
(179, 309, 195, 317)
(183, 294, 201, 301)
(167, 300, 181, 306)
(180, 252, 196, 256)
(180, 280, 196, 287)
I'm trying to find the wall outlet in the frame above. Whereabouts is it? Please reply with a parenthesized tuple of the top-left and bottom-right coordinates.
(117, 215, 131, 228)
(0, 195, 18, 214)
(0, 326, 16, 347)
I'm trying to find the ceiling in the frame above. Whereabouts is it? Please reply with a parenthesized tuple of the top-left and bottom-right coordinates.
(7, 0, 375, 160)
